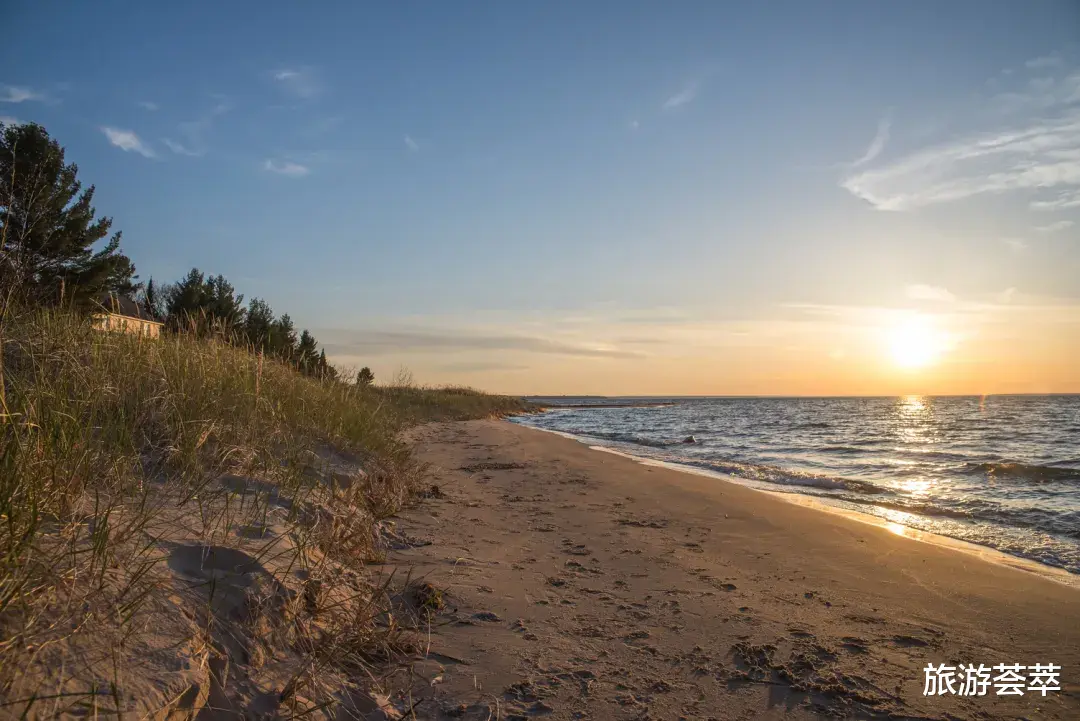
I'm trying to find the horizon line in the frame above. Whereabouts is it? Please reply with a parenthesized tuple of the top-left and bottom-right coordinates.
(517, 392, 1080, 399)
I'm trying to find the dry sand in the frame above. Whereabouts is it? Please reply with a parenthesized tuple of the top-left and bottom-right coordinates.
(380, 419, 1080, 720)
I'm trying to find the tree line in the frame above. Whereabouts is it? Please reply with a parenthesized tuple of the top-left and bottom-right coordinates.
(143, 268, 337, 379)
(1, 120, 374, 385)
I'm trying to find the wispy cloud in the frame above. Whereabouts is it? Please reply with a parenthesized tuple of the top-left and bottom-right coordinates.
(263, 159, 310, 177)
(1026, 54, 1063, 70)
(905, 284, 956, 302)
(162, 138, 201, 157)
(137, 100, 159, 111)
(163, 97, 230, 157)
(850, 113, 892, 167)
(101, 127, 156, 158)
(1002, 237, 1029, 252)
(663, 81, 698, 110)
(0, 115, 21, 126)
(1030, 188, 1080, 211)
(317, 329, 644, 359)
(404, 134, 419, 152)
(163, 129, 204, 157)
(273, 67, 323, 99)
(1034, 219, 1074, 233)
(789, 292, 1080, 329)
(437, 361, 531, 373)
(842, 66, 1080, 211)
(1, 85, 45, 103)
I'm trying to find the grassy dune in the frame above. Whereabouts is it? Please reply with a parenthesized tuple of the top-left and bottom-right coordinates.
(0, 308, 530, 717)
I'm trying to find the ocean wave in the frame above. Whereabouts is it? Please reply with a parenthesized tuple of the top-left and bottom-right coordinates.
(568, 429, 680, 448)
(547, 428, 895, 495)
(836, 495, 1080, 540)
(675, 458, 888, 495)
(962, 461, 1079, 483)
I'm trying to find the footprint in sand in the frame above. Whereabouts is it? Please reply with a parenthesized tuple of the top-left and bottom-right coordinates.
(889, 634, 931, 648)
(168, 543, 263, 580)
(166, 544, 281, 621)
(840, 636, 869, 653)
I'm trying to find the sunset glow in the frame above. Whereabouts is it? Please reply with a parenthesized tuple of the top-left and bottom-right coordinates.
(888, 316, 951, 370)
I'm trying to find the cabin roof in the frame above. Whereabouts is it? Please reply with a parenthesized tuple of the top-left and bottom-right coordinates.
(94, 293, 162, 323)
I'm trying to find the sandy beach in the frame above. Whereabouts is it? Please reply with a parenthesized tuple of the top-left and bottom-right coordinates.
(382, 419, 1080, 720)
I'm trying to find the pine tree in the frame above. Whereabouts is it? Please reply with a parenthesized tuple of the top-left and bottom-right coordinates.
(161, 268, 246, 335)
(1, 122, 137, 305)
(356, 366, 374, 387)
(244, 298, 275, 351)
(139, 277, 162, 319)
(271, 314, 297, 360)
(316, 349, 337, 380)
(203, 274, 245, 332)
(164, 268, 208, 330)
(296, 329, 318, 374)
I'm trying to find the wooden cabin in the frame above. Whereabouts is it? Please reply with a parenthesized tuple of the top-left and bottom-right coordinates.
(92, 293, 164, 338)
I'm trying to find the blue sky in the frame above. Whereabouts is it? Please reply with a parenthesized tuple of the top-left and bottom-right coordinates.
(3, 2, 1079, 394)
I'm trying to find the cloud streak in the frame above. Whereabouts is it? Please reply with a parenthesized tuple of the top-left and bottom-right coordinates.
(263, 159, 310, 177)
(163, 138, 201, 157)
(1002, 237, 1029, 252)
(317, 329, 644, 359)
(851, 113, 892, 167)
(1, 85, 44, 103)
(1026, 55, 1063, 70)
(842, 67, 1080, 211)
(906, 284, 956, 302)
(404, 134, 419, 152)
(101, 127, 156, 158)
(163, 97, 230, 157)
(1034, 219, 1074, 233)
(437, 361, 531, 373)
(273, 67, 323, 99)
(1030, 188, 1080, 211)
(663, 81, 698, 110)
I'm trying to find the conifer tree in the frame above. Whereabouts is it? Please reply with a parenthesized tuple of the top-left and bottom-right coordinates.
(1, 122, 137, 305)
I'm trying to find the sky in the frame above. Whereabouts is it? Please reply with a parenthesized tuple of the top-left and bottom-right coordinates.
(3, 1, 1079, 396)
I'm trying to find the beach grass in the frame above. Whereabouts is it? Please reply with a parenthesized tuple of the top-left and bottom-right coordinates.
(0, 306, 530, 716)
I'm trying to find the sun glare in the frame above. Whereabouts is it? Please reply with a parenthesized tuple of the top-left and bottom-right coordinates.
(888, 315, 949, 369)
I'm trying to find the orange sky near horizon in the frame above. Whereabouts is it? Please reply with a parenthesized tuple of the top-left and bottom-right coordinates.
(324, 288, 1080, 397)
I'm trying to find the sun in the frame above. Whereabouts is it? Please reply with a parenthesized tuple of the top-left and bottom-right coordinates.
(888, 315, 949, 369)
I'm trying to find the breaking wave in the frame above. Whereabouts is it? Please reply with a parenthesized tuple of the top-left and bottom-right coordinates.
(961, 461, 1079, 483)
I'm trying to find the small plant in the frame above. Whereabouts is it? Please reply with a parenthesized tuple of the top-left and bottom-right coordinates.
(410, 581, 446, 617)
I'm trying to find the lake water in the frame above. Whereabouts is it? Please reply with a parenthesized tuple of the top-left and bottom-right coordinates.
(512, 395, 1080, 574)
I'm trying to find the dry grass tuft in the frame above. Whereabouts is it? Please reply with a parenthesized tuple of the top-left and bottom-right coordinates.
(0, 306, 530, 717)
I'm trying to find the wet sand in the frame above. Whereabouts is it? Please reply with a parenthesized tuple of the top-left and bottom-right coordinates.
(385, 419, 1080, 720)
